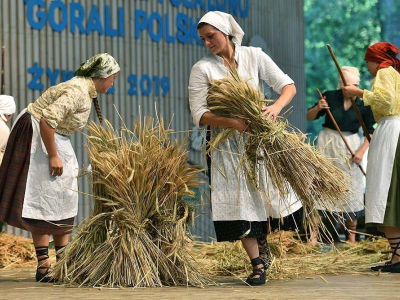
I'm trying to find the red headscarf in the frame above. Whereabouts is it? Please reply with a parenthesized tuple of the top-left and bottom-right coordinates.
(364, 42, 400, 73)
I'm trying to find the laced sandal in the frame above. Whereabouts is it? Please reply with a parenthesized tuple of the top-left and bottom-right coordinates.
(55, 245, 67, 263)
(35, 246, 57, 283)
(371, 237, 400, 271)
(380, 238, 400, 273)
(245, 257, 266, 286)
(257, 238, 272, 270)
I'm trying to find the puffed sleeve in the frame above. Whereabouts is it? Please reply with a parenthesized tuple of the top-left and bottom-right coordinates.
(41, 89, 79, 129)
(257, 49, 294, 94)
(188, 63, 211, 128)
(363, 68, 396, 115)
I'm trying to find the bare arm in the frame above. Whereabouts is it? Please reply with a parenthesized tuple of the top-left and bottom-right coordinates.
(306, 96, 330, 121)
(352, 135, 372, 165)
(261, 84, 296, 121)
(341, 85, 364, 98)
(39, 118, 63, 176)
(199, 112, 250, 133)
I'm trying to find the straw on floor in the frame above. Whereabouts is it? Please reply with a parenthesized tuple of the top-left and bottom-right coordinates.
(0, 232, 36, 268)
(1, 231, 390, 281)
(53, 118, 213, 287)
(190, 231, 390, 280)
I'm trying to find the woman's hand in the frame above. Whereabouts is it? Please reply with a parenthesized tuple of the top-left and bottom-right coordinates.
(261, 103, 283, 122)
(352, 143, 368, 166)
(232, 118, 251, 133)
(49, 155, 63, 176)
(341, 85, 363, 99)
(316, 97, 329, 111)
(351, 150, 364, 166)
(39, 118, 63, 177)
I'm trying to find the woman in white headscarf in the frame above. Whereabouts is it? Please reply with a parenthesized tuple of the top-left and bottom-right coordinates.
(0, 94, 16, 164)
(0, 53, 120, 283)
(307, 66, 375, 243)
(188, 11, 300, 286)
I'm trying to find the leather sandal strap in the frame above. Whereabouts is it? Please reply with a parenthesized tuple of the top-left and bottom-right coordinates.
(251, 268, 264, 276)
(55, 245, 67, 252)
(55, 245, 67, 257)
(35, 247, 49, 263)
(388, 238, 400, 259)
(250, 257, 264, 267)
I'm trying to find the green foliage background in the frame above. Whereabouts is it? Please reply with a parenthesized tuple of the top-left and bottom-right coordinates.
(304, 0, 383, 140)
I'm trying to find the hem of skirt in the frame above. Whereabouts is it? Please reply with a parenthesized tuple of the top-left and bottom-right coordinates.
(4, 217, 75, 235)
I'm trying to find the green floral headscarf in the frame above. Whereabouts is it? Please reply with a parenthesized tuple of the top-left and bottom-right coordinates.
(74, 53, 120, 78)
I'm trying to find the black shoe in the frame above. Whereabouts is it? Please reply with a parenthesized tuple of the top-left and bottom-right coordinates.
(376, 237, 400, 273)
(371, 261, 390, 271)
(380, 261, 400, 273)
(34, 246, 57, 283)
(245, 257, 266, 286)
(36, 266, 57, 283)
(245, 268, 266, 286)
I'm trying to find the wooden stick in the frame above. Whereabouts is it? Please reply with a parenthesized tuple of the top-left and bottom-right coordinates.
(326, 44, 371, 143)
(317, 88, 366, 177)
(1, 46, 4, 94)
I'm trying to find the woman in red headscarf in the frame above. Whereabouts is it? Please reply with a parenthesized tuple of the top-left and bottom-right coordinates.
(342, 42, 400, 273)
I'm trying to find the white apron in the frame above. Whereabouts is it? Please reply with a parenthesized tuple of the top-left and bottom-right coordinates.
(316, 128, 365, 213)
(211, 129, 302, 222)
(365, 116, 400, 224)
(19, 109, 79, 221)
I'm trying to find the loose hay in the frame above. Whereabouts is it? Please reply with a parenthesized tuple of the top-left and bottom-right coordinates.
(1, 231, 390, 282)
(0, 233, 35, 268)
(190, 231, 391, 280)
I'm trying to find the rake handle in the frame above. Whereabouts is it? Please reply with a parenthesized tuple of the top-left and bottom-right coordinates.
(317, 88, 366, 177)
(327, 44, 371, 143)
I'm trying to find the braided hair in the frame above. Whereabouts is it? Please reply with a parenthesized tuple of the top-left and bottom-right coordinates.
(92, 97, 103, 125)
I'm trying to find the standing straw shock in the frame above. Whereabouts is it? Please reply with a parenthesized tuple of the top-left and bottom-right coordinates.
(317, 88, 366, 177)
(1, 46, 4, 94)
(327, 44, 371, 143)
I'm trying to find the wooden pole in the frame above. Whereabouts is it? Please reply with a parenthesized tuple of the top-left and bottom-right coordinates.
(326, 44, 371, 143)
(1, 46, 4, 94)
(317, 88, 366, 177)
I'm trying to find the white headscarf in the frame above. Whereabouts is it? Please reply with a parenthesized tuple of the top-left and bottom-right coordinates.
(0, 95, 16, 122)
(337, 66, 360, 88)
(198, 11, 245, 45)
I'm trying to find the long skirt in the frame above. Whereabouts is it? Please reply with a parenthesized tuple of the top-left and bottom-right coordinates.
(317, 128, 365, 219)
(0, 112, 74, 235)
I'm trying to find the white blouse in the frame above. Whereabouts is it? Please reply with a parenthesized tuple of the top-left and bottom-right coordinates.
(188, 45, 301, 222)
(189, 45, 294, 128)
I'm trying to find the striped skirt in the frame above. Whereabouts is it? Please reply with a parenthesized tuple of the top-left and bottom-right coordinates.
(0, 112, 74, 235)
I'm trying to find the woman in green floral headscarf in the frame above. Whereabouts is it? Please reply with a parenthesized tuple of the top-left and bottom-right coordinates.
(0, 53, 119, 283)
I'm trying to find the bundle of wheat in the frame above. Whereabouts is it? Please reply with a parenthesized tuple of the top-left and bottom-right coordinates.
(206, 67, 357, 234)
(53, 118, 212, 288)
